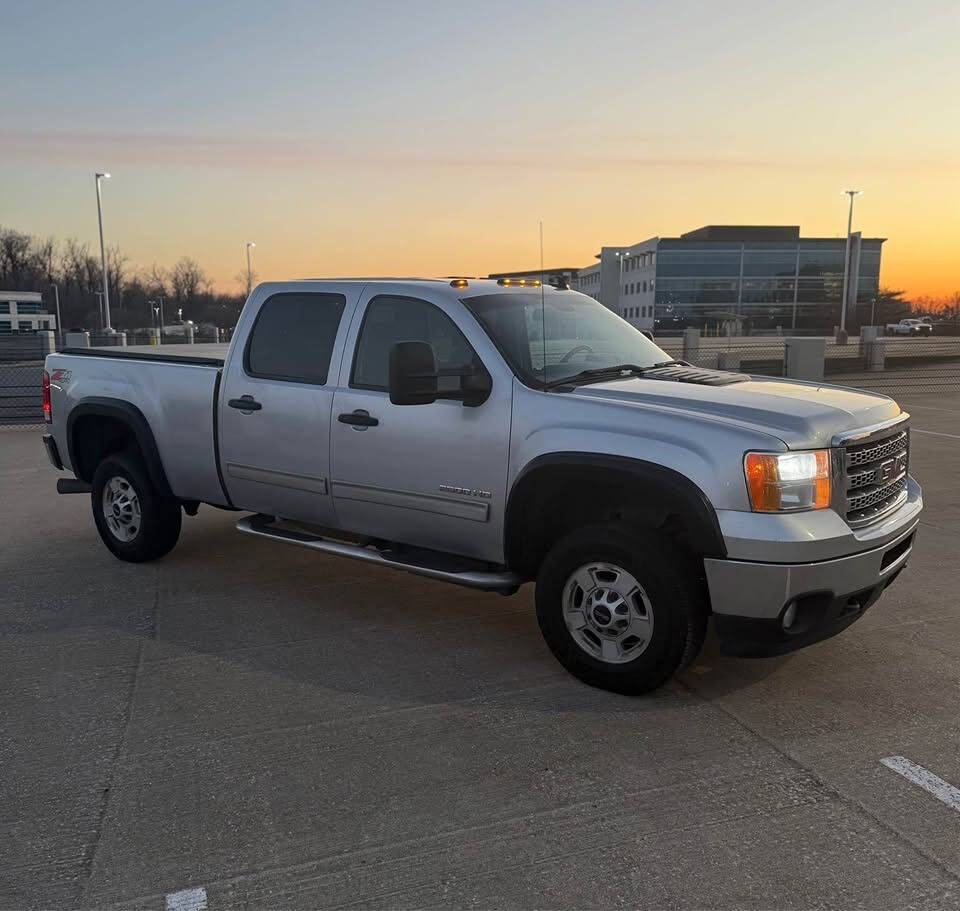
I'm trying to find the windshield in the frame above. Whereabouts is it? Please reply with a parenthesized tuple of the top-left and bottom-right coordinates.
(462, 290, 672, 388)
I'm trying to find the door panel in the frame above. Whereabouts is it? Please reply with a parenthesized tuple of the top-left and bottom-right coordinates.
(219, 286, 360, 525)
(330, 292, 512, 563)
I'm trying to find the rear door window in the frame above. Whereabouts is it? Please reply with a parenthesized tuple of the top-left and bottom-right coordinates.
(245, 292, 346, 384)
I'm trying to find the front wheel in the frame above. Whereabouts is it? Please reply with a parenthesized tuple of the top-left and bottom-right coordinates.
(535, 524, 708, 695)
(91, 451, 182, 562)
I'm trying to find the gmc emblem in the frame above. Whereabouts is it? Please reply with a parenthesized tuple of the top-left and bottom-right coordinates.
(877, 454, 906, 484)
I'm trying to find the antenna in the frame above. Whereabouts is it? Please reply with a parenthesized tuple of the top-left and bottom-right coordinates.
(539, 220, 547, 387)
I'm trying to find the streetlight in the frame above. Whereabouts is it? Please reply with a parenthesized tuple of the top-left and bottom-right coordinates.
(839, 189, 862, 334)
(50, 283, 62, 342)
(95, 172, 112, 331)
(246, 242, 257, 296)
(246, 242, 256, 297)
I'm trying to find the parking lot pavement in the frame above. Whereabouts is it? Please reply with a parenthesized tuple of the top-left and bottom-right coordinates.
(2, 393, 959, 910)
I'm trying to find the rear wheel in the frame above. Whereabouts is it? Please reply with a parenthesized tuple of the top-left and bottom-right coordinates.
(535, 523, 708, 695)
(91, 452, 181, 562)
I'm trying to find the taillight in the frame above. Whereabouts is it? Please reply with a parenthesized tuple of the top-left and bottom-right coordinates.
(42, 369, 52, 423)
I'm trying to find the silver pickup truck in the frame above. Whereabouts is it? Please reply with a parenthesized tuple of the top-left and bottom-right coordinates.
(41, 279, 922, 694)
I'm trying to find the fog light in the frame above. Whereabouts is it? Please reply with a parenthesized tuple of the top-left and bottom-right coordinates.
(782, 601, 797, 630)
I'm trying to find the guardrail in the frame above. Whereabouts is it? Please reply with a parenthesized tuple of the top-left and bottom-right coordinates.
(661, 331, 960, 393)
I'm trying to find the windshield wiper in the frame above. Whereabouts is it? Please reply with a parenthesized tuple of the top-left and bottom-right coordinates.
(544, 361, 683, 390)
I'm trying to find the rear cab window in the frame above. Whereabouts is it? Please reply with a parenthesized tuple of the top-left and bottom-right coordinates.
(245, 292, 346, 384)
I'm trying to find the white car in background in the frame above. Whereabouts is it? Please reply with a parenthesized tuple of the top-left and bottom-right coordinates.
(886, 318, 933, 336)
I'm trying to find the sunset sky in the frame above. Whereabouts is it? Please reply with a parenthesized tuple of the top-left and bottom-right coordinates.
(3, 0, 958, 299)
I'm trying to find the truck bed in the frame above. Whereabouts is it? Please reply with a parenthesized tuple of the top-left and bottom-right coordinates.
(46, 346, 227, 504)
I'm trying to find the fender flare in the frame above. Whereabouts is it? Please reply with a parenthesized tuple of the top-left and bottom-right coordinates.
(504, 452, 726, 574)
(66, 397, 174, 499)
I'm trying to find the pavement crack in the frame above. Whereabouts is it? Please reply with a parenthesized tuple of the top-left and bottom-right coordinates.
(75, 577, 160, 900)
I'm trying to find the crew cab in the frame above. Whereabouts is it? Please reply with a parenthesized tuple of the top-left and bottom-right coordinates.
(40, 279, 922, 694)
(886, 318, 933, 336)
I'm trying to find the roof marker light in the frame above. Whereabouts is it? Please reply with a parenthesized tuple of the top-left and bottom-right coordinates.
(497, 278, 541, 287)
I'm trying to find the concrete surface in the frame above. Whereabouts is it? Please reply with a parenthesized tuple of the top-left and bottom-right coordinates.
(1, 392, 958, 909)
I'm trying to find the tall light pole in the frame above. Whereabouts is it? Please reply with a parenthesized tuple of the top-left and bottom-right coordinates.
(246, 242, 256, 297)
(95, 172, 112, 330)
(839, 189, 862, 334)
(50, 283, 62, 341)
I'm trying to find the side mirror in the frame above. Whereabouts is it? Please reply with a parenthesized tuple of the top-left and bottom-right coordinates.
(389, 341, 438, 406)
(641, 330, 654, 342)
(389, 341, 492, 407)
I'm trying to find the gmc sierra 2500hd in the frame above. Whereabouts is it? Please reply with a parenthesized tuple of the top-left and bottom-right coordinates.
(41, 279, 921, 694)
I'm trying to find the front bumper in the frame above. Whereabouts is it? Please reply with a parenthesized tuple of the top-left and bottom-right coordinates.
(704, 518, 918, 657)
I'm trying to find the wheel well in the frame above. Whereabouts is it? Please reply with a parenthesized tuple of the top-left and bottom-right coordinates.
(71, 414, 141, 483)
(504, 457, 725, 580)
(67, 400, 173, 499)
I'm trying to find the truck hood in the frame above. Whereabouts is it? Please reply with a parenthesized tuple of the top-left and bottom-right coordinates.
(568, 374, 901, 448)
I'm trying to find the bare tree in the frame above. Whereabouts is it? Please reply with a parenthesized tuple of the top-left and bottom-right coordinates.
(31, 236, 58, 285)
(0, 228, 32, 286)
(146, 263, 170, 299)
(60, 238, 92, 293)
(169, 257, 211, 309)
(234, 268, 259, 293)
(106, 244, 129, 312)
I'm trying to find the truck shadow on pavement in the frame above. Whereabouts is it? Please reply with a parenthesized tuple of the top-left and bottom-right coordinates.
(14, 510, 793, 714)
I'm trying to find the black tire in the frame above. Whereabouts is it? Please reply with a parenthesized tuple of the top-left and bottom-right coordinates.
(91, 451, 182, 562)
(535, 523, 708, 695)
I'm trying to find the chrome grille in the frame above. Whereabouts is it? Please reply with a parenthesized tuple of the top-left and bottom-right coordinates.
(848, 476, 908, 514)
(846, 430, 908, 467)
(841, 425, 910, 527)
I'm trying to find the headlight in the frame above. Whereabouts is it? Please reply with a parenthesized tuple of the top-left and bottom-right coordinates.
(744, 450, 831, 512)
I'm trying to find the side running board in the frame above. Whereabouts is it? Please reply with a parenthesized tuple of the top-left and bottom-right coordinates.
(235, 514, 522, 593)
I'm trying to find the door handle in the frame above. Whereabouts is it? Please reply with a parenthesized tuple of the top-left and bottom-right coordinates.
(338, 410, 379, 427)
(228, 396, 262, 412)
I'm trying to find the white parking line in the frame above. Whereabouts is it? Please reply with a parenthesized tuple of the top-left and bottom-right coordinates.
(880, 756, 960, 813)
(912, 429, 960, 440)
(165, 887, 208, 911)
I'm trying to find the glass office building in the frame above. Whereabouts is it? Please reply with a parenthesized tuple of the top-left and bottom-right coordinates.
(652, 226, 883, 334)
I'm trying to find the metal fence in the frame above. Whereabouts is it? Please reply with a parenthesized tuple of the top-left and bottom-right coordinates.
(828, 340, 960, 395)
(0, 337, 46, 428)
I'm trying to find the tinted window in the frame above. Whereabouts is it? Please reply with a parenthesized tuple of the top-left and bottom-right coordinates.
(246, 292, 345, 383)
(352, 295, 479, 390)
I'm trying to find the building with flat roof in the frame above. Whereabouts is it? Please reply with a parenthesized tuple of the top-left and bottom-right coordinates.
(0, 291, 57, 334)
(573, 226, 884, 335)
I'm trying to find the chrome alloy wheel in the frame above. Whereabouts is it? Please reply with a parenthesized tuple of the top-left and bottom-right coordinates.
(102, 476, 141, 543)
(562, 562, 654, 664)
